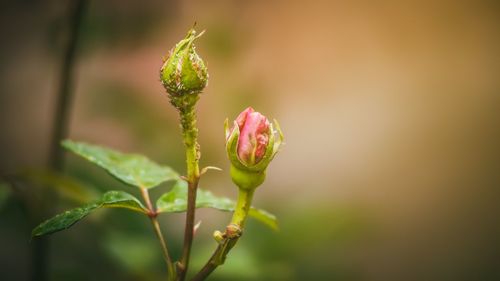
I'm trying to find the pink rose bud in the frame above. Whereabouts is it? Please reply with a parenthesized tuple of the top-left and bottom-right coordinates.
(232, 107, 271, 166)
(226, 107, 283, 190)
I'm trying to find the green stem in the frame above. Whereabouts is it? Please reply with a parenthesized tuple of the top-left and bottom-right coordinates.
(172, 95, 201, 281)
(191, 188, 254, 281)
(140, 188, 176, 280)
(231, 188, 254, 227)
(151, 217, 176, 281)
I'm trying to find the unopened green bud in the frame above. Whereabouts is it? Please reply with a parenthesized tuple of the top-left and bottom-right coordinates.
(160, 28, 208, 97)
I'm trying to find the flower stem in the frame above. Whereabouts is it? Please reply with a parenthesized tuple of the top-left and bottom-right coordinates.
(191, 188, 254, 281)
(172, 95, 201, 281)
(140, 187, 176, 280)
(230, 188, 254, 227)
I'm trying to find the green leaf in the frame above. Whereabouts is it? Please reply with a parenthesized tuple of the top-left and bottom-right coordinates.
(20, 169, 99, 204)
(247, 208, 278, 231)
(156, 181, 278, 230)
(32, 191, 147, 237)
(62, 140, 179, 189)
(99, 190, 147, 213)
(32, 203, 98, 238)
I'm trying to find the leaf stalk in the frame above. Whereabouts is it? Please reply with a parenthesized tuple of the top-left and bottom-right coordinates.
(140, 187, 176, 280)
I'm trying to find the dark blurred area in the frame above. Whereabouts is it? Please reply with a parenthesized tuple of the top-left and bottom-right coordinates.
(1, 0, 499, 280)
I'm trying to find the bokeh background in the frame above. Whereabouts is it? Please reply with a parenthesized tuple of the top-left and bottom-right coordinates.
(1, 0, 499, 280)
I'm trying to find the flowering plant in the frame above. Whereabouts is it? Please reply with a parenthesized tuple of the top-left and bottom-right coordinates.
(32, 27, 283, 281)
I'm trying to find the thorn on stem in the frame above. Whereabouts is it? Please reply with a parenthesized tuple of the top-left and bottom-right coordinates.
(193, 220, 202, 236)
(200, 166, 223, 175)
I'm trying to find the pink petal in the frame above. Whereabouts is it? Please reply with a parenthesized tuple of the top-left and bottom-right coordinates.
(237, 111, 270, 165)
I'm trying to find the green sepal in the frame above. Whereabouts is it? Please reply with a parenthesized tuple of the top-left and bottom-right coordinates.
(224, 118, 230, 140)
(155, 180, 278, 230)
(32, 191, 147, 238)
(272, 119, 285, 156)
(62, 140, 180, 189)
(225, 120, 247, 171)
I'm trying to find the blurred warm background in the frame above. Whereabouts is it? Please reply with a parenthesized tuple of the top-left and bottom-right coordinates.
(1, 0, 499, 280)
